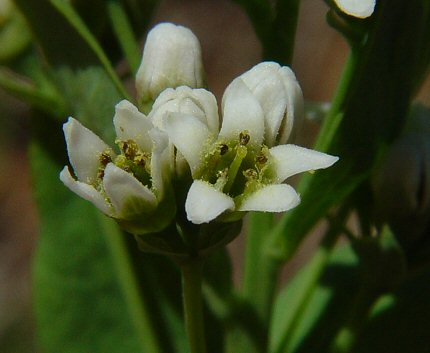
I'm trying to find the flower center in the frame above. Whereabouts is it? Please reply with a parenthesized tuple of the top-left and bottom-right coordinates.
(95, 139, 152, 189)
(196, 131, 276, 201)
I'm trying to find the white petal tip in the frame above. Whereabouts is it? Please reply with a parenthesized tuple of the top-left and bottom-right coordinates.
(270, 145, 339, 182)
(59, 166, 113, 216)
(239, 184, 301, 212)
(185, 180, 235, 224)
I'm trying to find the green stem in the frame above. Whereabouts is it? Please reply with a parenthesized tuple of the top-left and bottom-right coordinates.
(181, 257, 207, 353)
(107, 0, 141, 75)
(242, 212, 273, 297)
(268, 0, 301, 65)
(223, 214, 276, 353)
(233, 0, 300, 65)
(314, 49, 360, 152)
(274, 207, 350, 353)
(0, 67, 64, 116)
(242, 212, 276, 323)
(100, 215, 162, 353)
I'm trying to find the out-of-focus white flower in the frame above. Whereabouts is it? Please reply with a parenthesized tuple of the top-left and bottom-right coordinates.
(136, 22, 206, 112)
(60, 100, 174, 234)
(161, 62, 339, 224)
(333, 0, 376, 19)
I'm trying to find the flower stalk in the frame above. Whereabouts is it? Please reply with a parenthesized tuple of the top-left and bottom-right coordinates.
(181, 257, 207, 353)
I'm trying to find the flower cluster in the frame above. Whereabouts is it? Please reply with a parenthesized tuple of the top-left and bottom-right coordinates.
(60, 22, 338, 249)
(60, 100, 175, 235)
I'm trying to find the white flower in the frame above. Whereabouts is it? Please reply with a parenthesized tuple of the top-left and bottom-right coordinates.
(333, 0, 376, 19)
(161, 62, 339, 224)
(60, 100, 174, 234)
(136, 22, 206, 111)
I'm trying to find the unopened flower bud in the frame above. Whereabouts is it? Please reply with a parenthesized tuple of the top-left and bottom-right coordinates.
(332, 0, 376, 19)
(136, 22, 206, 113)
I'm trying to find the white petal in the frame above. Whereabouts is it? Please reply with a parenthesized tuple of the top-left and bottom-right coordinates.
(60, 166, 113, 216)
(277, 66, 304, 145)
(190, 88, 219, 134)
(113, 100, 153, 152)
(148, 128, 170, 197)
(220, 78, 265, 146)
(103, 163, 157, 218)
(149, 87, 219, 134)
(63, 117, 113, 184)
(185, 180, 235, 224)
(240, 62, 288, 146)
(239, 184, 300, 212)
(333, 0, 375, 18)
(163, 112, 213, 172)
(270, 144, 339, 182)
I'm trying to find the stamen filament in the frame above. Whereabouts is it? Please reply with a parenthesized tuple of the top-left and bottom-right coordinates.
(224, 145, 247, 193)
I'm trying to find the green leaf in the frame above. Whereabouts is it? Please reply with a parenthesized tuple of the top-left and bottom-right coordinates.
(270, 243, 360, 353)
(52, 66, 122, 143)
(31, 142, 146, 353)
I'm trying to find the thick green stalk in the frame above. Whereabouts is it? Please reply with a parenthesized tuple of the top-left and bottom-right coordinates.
(274, 224, 341, 353)
(100, 215, 163, 353)
(314, 49, 360, 152)
(181, 257, 207, 353)
(267, 0, 301, 65)
(223, 213, 276, 353)
(242, 212, 276, 323)
(107, 0, 141, 75)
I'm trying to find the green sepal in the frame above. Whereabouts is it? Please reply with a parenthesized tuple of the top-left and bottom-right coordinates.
(134, 219, 242, 260)
(118, 186, 176, 236)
